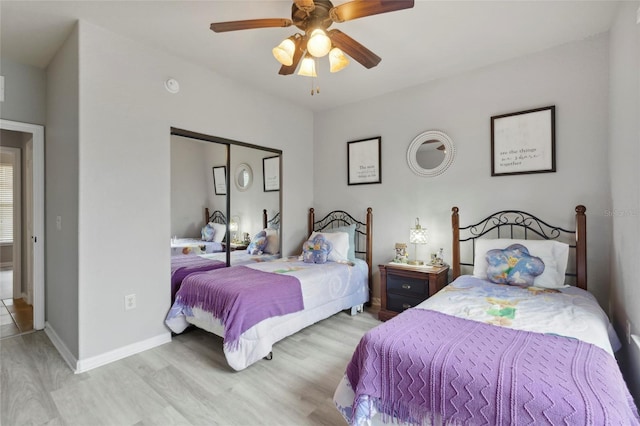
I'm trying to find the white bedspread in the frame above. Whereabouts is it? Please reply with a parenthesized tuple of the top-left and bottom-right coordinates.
(334, 275, 622, 425)
(166, 256, 369, 370)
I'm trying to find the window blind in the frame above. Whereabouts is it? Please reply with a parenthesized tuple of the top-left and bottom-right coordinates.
(0, 163, 13, 243)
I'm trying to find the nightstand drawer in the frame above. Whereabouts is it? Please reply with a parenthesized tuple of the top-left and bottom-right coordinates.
(387, 293, 422, 313)
(387, 274, 427, 298)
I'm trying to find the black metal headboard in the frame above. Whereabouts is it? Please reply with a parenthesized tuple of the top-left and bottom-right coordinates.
(263, 210, 280, 229)
(205, 208, 227, 225)
(451, 206, 587, 289)
(308, 208, 373, 299)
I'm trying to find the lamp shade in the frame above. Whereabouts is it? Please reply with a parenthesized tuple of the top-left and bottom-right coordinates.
(329, 47, 349, 73)
(297, 55, 317, 77)
(229, 221, 238, 232)
(410, 227, 428, 244)
(409, 218, 428, 244)
(307, 29, 331, 58)
(272, 37, 296, 66)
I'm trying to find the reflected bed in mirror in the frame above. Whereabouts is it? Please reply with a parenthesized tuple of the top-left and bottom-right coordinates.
(407, 130, 456, 177)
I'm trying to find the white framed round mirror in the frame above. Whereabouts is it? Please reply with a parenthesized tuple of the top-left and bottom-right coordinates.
(235, 163, 253, 191)
(407, 130, 455, 177)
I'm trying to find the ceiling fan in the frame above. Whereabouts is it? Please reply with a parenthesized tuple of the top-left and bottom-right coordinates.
(210, 0, 415, 82)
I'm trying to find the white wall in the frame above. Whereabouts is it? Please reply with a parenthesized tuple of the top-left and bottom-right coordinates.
(315, 34, 611, 306)
(75, 21, 312, 360)
(609, 0, 640, 402)
(0, 57, 46, 125)
(45, 25, 80, 358)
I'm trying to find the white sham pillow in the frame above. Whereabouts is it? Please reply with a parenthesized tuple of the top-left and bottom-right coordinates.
(473, 238, 569, 288)
(309, 231, 350, 262)
(211, 222, 226, 243)
(263, 228, 280, 254)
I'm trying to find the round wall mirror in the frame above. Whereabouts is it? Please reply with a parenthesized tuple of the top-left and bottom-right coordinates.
(235, 163, 253, 191)
(407, 130, 455, 177)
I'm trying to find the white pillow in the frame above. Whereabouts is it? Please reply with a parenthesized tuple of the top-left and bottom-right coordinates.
(473, 238, 569, 288)
(263, 228, 280, 254)
(211, 222, 226, 243)
(309, 231, 349, 262)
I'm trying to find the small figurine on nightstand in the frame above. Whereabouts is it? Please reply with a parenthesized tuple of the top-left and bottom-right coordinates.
(393, 243, 409, 264)
(431, 248, 445, 266)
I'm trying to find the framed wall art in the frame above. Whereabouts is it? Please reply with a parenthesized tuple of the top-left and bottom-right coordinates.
(491, 105, 556, 176)
(212, 166, 227, 195)
(263, 155, 280, 192)
(347, 136, 382, 185)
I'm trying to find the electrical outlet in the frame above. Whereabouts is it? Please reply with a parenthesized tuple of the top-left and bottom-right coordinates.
(125, 294, 136, 310)
(627, 319, 632, 345)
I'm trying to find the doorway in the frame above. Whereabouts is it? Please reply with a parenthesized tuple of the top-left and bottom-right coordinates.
(0, 120, 44, 336)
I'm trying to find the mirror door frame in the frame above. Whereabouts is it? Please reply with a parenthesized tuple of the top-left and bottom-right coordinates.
(170, 127, 282, 264)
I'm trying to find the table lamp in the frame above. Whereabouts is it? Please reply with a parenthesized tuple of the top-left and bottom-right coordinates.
(408, 217, 428, 265)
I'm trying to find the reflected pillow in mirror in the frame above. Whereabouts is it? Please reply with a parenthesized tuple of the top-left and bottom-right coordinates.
(247, 230, 268, 255)
(201, 222, 216, 242)
(211, 223, 226, 243)
(485, 244, 545, 286)
(263, 228, 279, 254)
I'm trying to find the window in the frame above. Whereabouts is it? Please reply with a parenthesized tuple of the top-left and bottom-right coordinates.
(0, 162, 13, 243)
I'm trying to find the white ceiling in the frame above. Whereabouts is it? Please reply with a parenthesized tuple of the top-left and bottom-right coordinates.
(0, 1, 620, 112)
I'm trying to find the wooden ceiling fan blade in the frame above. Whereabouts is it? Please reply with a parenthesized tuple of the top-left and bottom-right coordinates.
(330, 0, 414, 23)
(210, 18, 292, 33)
(278, 37, 305, 75)
(328, 29, 381, 69)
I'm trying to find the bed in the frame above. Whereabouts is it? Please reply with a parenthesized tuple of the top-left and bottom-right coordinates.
(165, 207, 373, 371)
(170, 209, 279, 302)
(170, 209, 227, 256)
(334, 205, 639, 425)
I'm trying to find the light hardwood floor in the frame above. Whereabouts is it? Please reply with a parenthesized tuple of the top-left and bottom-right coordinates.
(1, 308, 380, 425)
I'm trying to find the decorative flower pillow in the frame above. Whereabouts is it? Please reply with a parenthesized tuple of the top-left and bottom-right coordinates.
(247, 230, 268, 255)
(302, 234, 333, 264)
(201, 223, 216, 242)
(486, 244, 545, 286)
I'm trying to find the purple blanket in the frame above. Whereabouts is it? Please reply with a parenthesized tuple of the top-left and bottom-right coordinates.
(346, 309, 639, 425)
(170, 256, 226, 302)
(175, 265, 303, 350)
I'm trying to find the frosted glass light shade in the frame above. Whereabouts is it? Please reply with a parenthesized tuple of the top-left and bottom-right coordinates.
(229, 221, 238, 232)
(410, 228, 428, 244)
(307, 29, 331, 57)
(329, 47, 349, 72)
(298, 55, 317, 77)
(272, 38, 296, 66)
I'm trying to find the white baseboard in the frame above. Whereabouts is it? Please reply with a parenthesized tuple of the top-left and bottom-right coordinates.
(44, 322, 78, 372)
(76, 332, 172, 374)
(45, 323, 171, 374)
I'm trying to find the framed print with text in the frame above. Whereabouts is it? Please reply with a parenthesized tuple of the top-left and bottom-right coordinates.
(347, 137, 382, 185)
(212, 166, 227, 195)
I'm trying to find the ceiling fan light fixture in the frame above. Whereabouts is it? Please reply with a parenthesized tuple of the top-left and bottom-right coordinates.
(329, 47, 349, 73)
(307, 29, 332, 58)
(298, 54, 317, 77)
(272, 37, 296, 66)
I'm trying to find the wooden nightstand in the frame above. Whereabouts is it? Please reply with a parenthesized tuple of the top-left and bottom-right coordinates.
(378, 263, 449, 321)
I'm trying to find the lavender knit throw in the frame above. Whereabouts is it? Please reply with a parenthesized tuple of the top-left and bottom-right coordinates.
(170, 256, 226, 302)
(346, 309, 640, 425)
(175, 266, 303, 350)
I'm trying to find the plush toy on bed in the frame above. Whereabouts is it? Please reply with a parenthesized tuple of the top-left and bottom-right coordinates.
(302, 234, 333, 264)
(485, 243, 545, 286)
(247, 230, 268, 255)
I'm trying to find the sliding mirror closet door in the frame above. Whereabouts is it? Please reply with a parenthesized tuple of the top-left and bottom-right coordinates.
(170, 134, 229, 258)
(230, 145, 281, 257)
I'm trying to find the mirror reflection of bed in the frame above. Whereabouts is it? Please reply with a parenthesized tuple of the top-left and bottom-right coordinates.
(169, 130, 282, 298)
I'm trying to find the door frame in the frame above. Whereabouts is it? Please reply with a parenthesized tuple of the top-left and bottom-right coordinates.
(0, 119, 44, 330)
